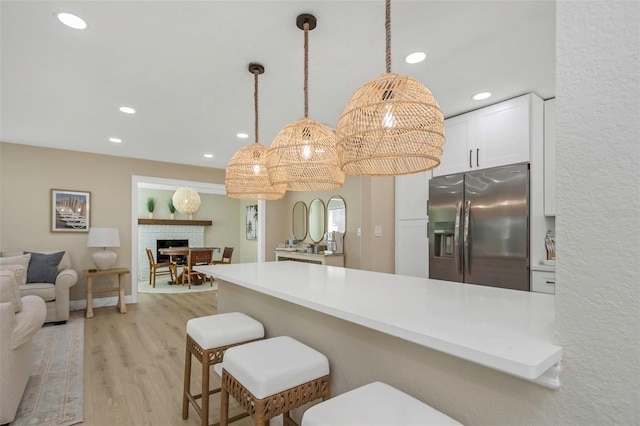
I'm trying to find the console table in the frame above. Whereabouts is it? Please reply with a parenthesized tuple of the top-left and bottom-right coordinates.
(274, 251, 345, 267)
(82, 268, 130, 318)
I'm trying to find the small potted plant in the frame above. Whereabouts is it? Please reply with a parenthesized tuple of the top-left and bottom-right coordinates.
(168, 199, 176, 220)
(146, 197, 156, 219)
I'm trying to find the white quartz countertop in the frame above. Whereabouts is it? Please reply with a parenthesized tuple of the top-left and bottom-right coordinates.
(195, 262, 562, 384)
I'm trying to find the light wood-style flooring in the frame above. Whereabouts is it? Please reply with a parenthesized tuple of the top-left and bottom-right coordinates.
(81, 291, 253, 426)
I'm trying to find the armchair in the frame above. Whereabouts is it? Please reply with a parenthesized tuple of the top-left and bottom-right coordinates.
(0, 272, 47, 424)
(1, 250, 78, 324)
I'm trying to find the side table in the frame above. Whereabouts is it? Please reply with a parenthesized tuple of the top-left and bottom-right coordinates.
(82, 267, 130, 318)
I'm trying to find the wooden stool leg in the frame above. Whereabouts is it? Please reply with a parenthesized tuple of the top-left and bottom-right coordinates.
(220, 387, 229, 426)
(182, 344, 192, 419)
(201, 355, 210, 426)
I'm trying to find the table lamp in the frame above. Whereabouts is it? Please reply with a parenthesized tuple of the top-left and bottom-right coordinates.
(87, 227, 120, 270)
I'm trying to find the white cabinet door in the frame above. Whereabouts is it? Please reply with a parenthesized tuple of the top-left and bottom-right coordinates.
(433, 112, 474, 177)
(395, 171, 429, 220)
(395, 219, 429, 278)
(434, 93, 541, 177)
(475, 94, 532, 170)
(544, 98, 556, 216)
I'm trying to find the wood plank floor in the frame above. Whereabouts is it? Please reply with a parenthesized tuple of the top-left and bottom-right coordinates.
(80, 291, 254, 426)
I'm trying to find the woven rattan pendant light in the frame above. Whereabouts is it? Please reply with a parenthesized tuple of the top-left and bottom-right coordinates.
(336, 0, 445, 176)
(267, 14, 344, 191)
(225, 63, 286, 200)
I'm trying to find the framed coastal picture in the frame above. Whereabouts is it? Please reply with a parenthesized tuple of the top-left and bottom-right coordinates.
(246, 204, 258, 240)
(51, 189, 91, 232)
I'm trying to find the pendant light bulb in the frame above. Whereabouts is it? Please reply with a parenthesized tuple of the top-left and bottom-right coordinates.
(336, 0, 446, 176)
(267, 14, 344, 191)
(225, 63, 286, 200)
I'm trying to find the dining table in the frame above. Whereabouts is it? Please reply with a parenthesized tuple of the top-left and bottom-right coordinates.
(158, 246, 220, 284)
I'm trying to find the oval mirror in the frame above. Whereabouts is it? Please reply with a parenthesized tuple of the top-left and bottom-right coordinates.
(292, 201, 308, 241)
(308, 198, 325, 243)
(326, 196, 346, 233)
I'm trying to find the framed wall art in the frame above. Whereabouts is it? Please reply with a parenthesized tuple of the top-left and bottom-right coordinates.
(246, 204, 258, 240)
(51, 189, 91, 232)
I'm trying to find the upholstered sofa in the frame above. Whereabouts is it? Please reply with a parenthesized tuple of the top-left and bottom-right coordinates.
(0, 250, 78, 324)
(0, 272, 47, 424)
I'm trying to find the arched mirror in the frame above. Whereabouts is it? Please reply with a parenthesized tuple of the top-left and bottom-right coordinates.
(292, 201, 307, 241)
(308, 198, 325, 243)
(326, 196, 346, 233)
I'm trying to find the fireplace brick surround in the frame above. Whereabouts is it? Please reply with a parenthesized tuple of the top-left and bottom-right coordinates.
(138, 224, 204, 280)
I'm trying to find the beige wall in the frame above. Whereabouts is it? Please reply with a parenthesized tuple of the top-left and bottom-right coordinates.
(274, 175, 363, 269)
(0, 142, 397, 302)
(0, 142, 229, 301)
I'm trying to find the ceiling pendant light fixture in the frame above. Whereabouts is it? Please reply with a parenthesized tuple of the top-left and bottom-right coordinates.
(267, 14, 344, 191)
(225, 63, 287, 200)
(336, 0, 445, 176)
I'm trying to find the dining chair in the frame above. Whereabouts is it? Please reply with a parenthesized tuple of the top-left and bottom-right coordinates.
(146, 248, 177, 288)
(182, 249, 214, 288)
(212, 247, 234, 265)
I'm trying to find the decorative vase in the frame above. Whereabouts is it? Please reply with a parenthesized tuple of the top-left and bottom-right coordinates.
(148, 212, 153, 219)
(170, 213, 175, 220)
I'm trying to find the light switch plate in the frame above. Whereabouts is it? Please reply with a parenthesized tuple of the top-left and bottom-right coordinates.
(374, 225, 382, 237)
(357, 227, 361, 237)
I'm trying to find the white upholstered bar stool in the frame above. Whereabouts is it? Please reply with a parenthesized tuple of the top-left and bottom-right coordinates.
(183, 312, 264, 426)
(302, 381, 462, 426)
(219, 336, 331, 426)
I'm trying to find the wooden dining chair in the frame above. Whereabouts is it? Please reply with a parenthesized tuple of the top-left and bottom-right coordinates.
(146, 248, 177, 288)
(212, 247, 234, 265)
(182, 249, 214, 288)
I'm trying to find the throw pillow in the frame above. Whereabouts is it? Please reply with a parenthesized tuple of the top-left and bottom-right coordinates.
(0, 272, 23, 313)
(0, 253, 32, 284)
(26, 251, 65, 284)
(0, 264, 28, 285)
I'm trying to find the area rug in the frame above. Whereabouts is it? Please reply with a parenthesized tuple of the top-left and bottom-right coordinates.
(12, 312, 84, 426)
(138, 275, 217, 294)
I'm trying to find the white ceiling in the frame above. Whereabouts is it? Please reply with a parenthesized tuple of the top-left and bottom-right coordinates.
(1, 0, 556, 170)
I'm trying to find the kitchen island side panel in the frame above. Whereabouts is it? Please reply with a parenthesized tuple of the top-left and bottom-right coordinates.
(217, 280, 555, 426)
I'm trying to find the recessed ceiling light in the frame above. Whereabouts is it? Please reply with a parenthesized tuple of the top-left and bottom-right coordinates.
(119, 106, 136, 114)
(204, 154, 213, 158)
(109, 137, 122, 143)
(405, 52, 426, 64)
(57, 12, 87, 30)
(236, 133, 248, 139)
(472, 92, 492, 101)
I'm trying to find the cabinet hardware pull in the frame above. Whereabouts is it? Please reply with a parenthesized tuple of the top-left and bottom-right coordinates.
(545, 281, 555, 285)
(469, 150, 472, 167)
(476, 149, 480, 167)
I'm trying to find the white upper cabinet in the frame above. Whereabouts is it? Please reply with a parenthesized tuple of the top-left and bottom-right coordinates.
(433, 93, 543, 177)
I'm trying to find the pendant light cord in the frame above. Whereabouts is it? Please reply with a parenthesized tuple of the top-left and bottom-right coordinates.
(304, 21, 309, 118)
(253, 69, 259, 144)
(385, 0, 391, 73)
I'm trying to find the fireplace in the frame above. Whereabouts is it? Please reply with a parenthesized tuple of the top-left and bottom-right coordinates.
(157, 239, 188, 263)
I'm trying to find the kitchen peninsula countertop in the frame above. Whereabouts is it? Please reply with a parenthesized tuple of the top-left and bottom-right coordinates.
(195, 262, 562, 385)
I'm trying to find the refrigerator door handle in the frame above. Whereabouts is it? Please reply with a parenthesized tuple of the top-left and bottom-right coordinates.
(464, 200, 471, 274)
(454, 201, 462, 274)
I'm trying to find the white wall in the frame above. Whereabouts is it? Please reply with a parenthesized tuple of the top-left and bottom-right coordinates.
(554, 1, 640, 424)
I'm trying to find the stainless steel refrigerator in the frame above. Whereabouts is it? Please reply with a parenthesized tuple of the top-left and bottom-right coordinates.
(428, 163, 530, 291)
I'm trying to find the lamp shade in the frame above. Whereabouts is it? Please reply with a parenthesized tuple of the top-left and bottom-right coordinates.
(86, 227, 120, 248)
(87, 227, 120, 270)
(267, 118, 344, 191)
(172, 187, 201, 214)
